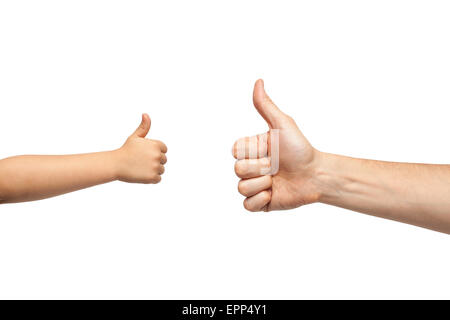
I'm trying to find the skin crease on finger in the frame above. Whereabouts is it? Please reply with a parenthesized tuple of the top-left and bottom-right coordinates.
(238, 175, 272, 198)
(244, 190, 272, 212)
(234, 158, 272, 179)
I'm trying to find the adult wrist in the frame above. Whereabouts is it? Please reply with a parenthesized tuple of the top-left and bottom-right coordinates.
(313, 151, 342, 204)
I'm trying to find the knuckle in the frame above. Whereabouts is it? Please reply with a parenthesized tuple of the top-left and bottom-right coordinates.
(243, 199, 256, 212)
(152, 143, 161, 152)
(233, 138, 246, 159)
(142, 173, 160, 184)
(234, 161, 244, 176)
(262, 191, 271, 203)
(143, 177, 153, 184)
(155, 140, 167, 152)
(237, 181, 248, 196)
(152, 175, 162, 184)
(232, 141, 238, 157)
(243, 199, 251, 211)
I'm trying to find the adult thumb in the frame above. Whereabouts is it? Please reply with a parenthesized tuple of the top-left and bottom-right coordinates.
(253, 79, 287, 128)
(131, 113, 151, 138)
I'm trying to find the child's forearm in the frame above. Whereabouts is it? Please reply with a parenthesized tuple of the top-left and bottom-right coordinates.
(0, 114, 168, 204)
(0, 151, 119, 203)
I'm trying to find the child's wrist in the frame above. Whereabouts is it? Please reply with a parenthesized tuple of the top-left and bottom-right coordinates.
(109, 149, 124, 181)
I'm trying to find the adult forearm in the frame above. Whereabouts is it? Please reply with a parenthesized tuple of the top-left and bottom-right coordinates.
(0, 151, 119, 203)
(315, 152, 450, 233)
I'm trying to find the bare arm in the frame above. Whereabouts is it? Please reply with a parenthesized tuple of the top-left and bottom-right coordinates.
(233, 79, 450, 234)
(0, 152, 118, 203)
(317, 153, 450, 233)
(0, 114, 167, 204)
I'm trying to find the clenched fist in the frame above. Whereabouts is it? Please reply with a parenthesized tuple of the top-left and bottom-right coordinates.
(115, 114, 167, 184)
(232, 80, 322, 211)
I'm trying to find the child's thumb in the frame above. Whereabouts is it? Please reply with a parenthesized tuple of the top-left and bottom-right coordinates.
(131, 113, 151, 138)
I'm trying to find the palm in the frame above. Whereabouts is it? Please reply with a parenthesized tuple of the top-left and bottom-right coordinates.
(268, 122, 319, 210)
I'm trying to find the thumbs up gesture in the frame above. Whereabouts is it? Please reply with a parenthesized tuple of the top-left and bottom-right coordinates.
(115, 114, 167, 184)
(232, 80, 322, 211)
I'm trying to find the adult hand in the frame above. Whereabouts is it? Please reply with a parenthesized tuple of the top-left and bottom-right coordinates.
(233, 80, 321, 211)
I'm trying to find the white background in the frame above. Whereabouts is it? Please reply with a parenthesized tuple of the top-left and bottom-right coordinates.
(0, 0, 449, 299)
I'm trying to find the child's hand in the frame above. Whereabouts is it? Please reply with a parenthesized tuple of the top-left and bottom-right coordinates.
(115, 114, 167, 184)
